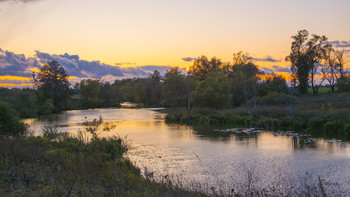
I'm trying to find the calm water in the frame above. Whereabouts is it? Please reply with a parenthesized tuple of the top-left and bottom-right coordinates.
(25, 108, 350, 194)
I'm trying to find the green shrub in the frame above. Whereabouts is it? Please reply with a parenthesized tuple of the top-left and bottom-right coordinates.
(40, 99, 54, 115)
(258, 92, 290, 106)
(197, 115, 209, 125)
(323, 121, 336, 137)
(344, 124, 350, 139)
(279, 117, 294, 130)
(256, 116, 279, 130)
(226, 115, 250, 127)
(0, 101, 27, 136)
(89, 137, 126, 161)
(308, 117, 326, 136)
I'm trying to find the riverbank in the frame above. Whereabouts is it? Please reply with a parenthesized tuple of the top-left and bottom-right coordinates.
(0, 133, 209, 196)
(165, 92, 350, 141)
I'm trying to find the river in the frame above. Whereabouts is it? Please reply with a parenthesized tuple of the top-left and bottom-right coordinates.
(25, 108, 350, 195)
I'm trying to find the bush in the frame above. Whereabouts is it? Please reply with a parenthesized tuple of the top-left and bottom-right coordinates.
(344, 124, 350, 139)
(257, 92, 291, 106)
(226, 115, 250, 127)
(256, 116, 280, 130)
(337, 74, 350, 92)
(308, 117, 326, 136)
(197, 115, 209, 125)
(323, 121, 337, 137)
(0, 101, 27, 136)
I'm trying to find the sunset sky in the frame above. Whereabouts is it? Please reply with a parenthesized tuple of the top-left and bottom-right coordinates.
(1, 0, 350, 86)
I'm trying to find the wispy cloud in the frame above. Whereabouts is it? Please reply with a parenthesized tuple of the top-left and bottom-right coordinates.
(0, 0, 41, 3)
(251, 56, 281, 63)
(115, 62, 136, 66)
(260, 67, 274, 73)
(272, 65, 291, 73)
(182, 57, 197, 62)
(328, 40, 350, 48)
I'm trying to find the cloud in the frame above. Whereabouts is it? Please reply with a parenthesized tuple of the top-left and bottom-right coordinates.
(0, 0, 40, 3)
(260, 67, 274, 73)
(272, 65, 291, 73)
(115, 62, 136, 66)
(0, 49, 41, 76)
(0, 48, 174, 86)
(182, 57, 197, 62)
(328, 40, 350, 48)
(251, 56, 281, 63)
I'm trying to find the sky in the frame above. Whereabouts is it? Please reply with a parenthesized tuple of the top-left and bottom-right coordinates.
(1, 0, 350, 86)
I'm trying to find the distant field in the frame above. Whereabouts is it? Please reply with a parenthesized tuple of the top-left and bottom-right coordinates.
(307, 87, 337, 94)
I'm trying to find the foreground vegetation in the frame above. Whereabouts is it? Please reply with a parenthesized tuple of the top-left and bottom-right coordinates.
(0, 115, 209, 196)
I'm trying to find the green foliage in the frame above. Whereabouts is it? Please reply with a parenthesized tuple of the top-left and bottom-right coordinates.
(80, 79, 102, 108)
(162, 67, 187, 107)
(286, 30, 329, 95)
(344, 124, 350, 139)
(257, 92, 291, 105)
(0, 88, 39, 118)
(40, 99, 54, 114)
(259, 75, 288, 96)
(256, 116, 280, 130)
(0, 129, 208, 196)
(188, 56, 223, 80)
(34, 60, 71, 113)
(0, 100, 27, 136)
(338, 74, 350, 92)
(227, 115, 250, 127)
(308, 117, 326, 135)
(191, 71, 232, 109)
(197, 115, 209, 125)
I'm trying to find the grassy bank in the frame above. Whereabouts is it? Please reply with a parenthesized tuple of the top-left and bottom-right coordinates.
(0, 133, 209, 197)
(165, 92, 350, 140)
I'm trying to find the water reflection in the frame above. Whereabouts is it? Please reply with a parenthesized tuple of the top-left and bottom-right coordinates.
(25, 108, 350, 193)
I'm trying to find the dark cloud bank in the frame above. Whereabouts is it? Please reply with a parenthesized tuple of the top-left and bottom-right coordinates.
(0, 48, 172, 85)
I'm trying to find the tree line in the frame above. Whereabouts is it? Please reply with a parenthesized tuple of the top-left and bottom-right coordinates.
(0, 30, 349, 120)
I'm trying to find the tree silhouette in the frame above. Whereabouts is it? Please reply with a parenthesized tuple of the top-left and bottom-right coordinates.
(33, 60, 71, 112)
(286, 30, 329, 94)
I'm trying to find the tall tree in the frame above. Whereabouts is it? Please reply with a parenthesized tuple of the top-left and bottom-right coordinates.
(285, 30, 329, 95)
(320, 46, 344, 93)
(33, 60, 71, 112)
(188, 56, 223, 80)
(191, 71, 231, 109)
(80, 79, 101, 108)
(162, 67, 187, 107)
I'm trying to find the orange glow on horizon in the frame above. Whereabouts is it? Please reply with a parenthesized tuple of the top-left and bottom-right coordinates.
(0, 83, 33, 87)
(0, 76, 31, 81)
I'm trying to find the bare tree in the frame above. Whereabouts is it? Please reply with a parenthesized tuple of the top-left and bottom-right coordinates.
(321, 47, 344, 93)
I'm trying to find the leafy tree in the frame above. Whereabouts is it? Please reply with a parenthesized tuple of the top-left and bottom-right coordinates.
(0, 100, 27, 136)
(188, 56, 223, 80)
(0, 88, 39, 118)
(80, 79, 101, 108)
(286, 30, 329, 95)
(100, 82, 121, 107)
(162, 67, 187, 107)
(191, 71, 231, 109)
(33, 60, 71, 112)
(259, 74, 288, 96)
(229, 52, 260, 106)
(144, 70, 163, 106)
